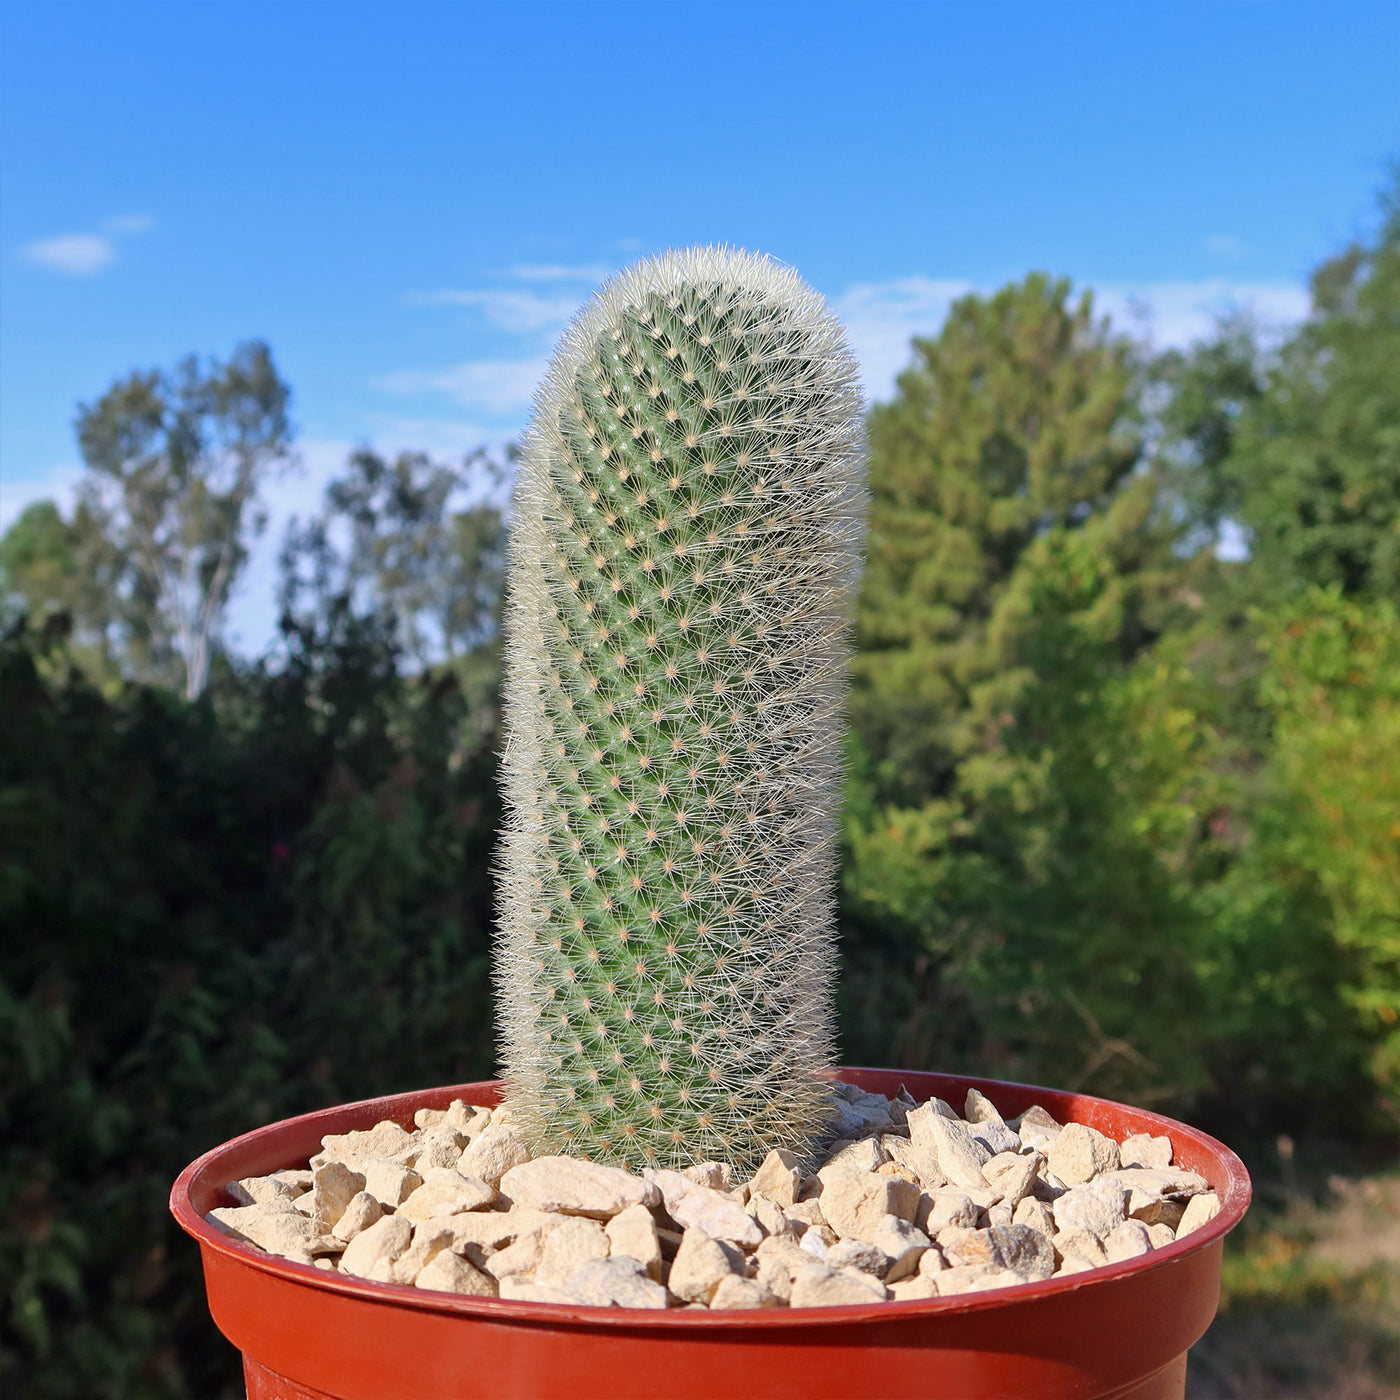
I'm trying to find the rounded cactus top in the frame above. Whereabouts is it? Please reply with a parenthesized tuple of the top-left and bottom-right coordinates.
(495, 247, 867, 1172)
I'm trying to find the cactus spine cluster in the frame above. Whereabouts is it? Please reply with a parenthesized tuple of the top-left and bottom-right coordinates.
(495, 248, 866, 1172)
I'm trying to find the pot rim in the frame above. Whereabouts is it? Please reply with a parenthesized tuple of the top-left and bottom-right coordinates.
(170, 1067, 1251, 1329)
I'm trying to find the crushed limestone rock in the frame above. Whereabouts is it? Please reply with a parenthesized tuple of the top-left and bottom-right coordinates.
(205, 1085, 1223, 1309)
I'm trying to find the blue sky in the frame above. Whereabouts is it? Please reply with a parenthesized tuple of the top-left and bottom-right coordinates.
(3, 1, 1397, 648)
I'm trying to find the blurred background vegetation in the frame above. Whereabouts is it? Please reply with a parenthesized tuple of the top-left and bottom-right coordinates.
(3, 178, 1397, 1398)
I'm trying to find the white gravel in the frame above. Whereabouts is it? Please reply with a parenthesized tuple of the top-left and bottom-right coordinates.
(206, 1084, 1220, 1308)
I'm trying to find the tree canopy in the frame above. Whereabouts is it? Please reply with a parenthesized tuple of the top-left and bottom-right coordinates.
(71, 340, 293, 697)
(277, 445, 509, 670)
(852, 272, 1176, 806)
(1224, 196, 1400, 599)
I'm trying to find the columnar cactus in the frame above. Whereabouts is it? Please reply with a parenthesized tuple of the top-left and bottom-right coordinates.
(496, 248, 866, 1172)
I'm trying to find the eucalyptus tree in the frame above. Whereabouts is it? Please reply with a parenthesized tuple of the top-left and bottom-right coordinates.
(73, 341, 293, 697)
(277, 445, 509, 670)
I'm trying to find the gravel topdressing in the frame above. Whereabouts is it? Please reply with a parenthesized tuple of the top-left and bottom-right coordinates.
(206, 1083, 1223, 1309)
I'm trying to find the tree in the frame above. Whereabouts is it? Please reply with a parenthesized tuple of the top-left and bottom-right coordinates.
(1223, 176, 1400, 599)
(1258, 589, 1400, 1101)
(73, 341, 293, 697)
(1150, 313, 1265, 556)
(278, 445, 509, 669)
(851, 273, 1176, 807)
(0, 499, 146, 687)
(0, 503, 76, 628)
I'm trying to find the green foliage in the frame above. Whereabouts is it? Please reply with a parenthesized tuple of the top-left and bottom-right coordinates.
(848, 532, 1208, 1103)
(0, 615, 499, 1399)
(497, 249, 866, 1170)
(934, 534, 1217, 1103)
(0, 502, 78, 624)
(1149, 313, 1265, 551)
(842, 537, 1374, 1127)
(0, 501, 142, 689)
(1224, 185, 1400, 599)
(1258, 589, 1400, 1099)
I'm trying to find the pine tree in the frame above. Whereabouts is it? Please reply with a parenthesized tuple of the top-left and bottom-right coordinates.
(851, 273, 1160, 806)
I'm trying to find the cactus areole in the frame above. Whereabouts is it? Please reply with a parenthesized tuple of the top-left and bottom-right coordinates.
(495, 248, 867, 1172)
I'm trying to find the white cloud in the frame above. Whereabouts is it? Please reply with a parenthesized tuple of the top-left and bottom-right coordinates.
(1095, 279, 1309, 350)
(1203, 233, 1246, 259)
(18, 216, 154, 277)
(104, 214, 156, 235)
(827, 273, 1309, 403)
(384, 267, 1310, 474)
(405, 287, 584, 333)
(364, 416, 516, 459)
(0, 463, 85, 532)
(374, 356, 549, 415)
(832, 276, 975, 401)
(21, 233, 117, 277)
(508, 263, 611, 283)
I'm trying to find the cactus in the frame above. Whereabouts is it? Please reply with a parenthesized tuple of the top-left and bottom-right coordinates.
(495, 248, 866, 1172)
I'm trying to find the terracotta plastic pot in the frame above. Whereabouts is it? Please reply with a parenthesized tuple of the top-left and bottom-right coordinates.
(171, 1068, 1249, 1400)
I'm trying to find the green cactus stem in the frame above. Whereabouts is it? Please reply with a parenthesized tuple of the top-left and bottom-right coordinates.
(495, 248, 866, 1172)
